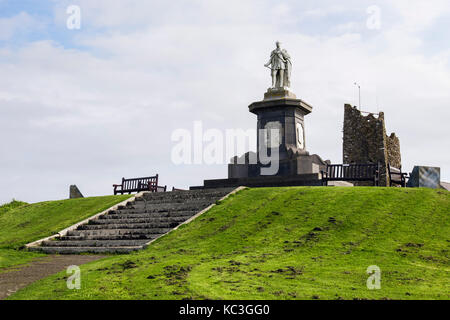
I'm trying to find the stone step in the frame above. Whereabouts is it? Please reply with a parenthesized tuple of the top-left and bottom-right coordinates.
(97, 215, 189, 223)
(108, 210, 199, 217)
(31, 187, 236, 254)
(29, 246, 142, 254)
(140, 189, 233, 201)
(134, 199, 222, 206)
(67, 228, 171, 237)
(59, 234, 158, 241)
(124, 201, 214, 212)
(136, 194, 229, 204)
(79, 222, 178, 230)
(41, 239, 149, 247)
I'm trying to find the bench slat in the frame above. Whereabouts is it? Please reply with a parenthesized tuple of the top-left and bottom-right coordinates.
(322, 163, 379, 186)
(113, 174, 160, 195)
(388, 164, 408, 187)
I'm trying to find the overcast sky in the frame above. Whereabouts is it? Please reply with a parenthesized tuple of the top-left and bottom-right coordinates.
(1, 0, 449, 204)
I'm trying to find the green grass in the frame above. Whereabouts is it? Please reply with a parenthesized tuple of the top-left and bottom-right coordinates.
(0, 249, 45, 270)
(8, 187, 449, 300)
(0, 195, 132, 271)
(0, 200, 28, 215)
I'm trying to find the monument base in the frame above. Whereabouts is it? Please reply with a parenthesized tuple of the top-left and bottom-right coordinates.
(264, 87, 297, 101)
(228, 153, 329, 179)
(191, 152, 328, 190)
(191, 173, 322, 190)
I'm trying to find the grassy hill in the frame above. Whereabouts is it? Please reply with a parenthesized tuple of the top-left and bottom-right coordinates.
(8, 187, 449, 300)
(0, 195, 131, 270)
(0, 200, 28, 215)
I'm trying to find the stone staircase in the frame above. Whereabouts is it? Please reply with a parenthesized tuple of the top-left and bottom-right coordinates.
(29, 188, 235, 254)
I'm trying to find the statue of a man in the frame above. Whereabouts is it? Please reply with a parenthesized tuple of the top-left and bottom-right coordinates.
(264, 41, 291, 88)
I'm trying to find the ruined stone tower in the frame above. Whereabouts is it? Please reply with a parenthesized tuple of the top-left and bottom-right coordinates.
(343, 104, 402, 186)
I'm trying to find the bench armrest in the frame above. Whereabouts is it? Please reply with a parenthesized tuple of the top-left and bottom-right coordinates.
(113, 184, 123, 192)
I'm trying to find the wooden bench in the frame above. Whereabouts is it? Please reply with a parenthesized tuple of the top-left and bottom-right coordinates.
(157, 185, 168, 192)
(172, 187, 187, 192)
(113, 175, 162, 195)
(321, 163, 380, 186)
(388, 164, 408, 187)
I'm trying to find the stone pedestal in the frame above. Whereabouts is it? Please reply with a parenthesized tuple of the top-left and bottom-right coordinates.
(228, 153, 327, 178)
(228, 88, 328, 179)
(407, 166, 441, 189)
(263, 87, 298, 101)
(193, 87, 329, 189)
(192, 173, 323, 190)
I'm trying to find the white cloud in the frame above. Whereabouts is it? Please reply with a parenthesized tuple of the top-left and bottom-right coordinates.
(391, 0, 450, 31)
(0, 12, 43, 40)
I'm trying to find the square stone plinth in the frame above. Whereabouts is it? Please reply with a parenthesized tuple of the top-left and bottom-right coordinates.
(264, 87, 297, 101)
(228, 154, 328, 179)
(407, 166, 441, 189)
(248, 97, 312, 116)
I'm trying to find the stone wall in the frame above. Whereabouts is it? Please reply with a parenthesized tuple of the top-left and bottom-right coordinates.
(386, 133, 402, 169)
(343, 104, 402, 186)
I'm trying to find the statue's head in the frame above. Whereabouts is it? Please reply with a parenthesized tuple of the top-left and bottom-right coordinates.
(276, 41, 281, 48)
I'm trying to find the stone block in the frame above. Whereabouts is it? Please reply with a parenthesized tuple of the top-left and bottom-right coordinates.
(228, 163, 249, 179)
(263, 87, 297, 101)
(200, 173, 323, 189)
(296, 157, 320, 174)
(407, 166, 441, 189)
(70, 185, 84, 199)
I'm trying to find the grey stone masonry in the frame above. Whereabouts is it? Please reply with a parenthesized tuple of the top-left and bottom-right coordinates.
(69, 185, 84, 199)
(343, 104, 402, 186)
(226, 92, 328, 180)
(194, 173, 322, 190)
(29, 188, 235, 254)
(249, 96, 312, 160)
(407, 166, 441, 189)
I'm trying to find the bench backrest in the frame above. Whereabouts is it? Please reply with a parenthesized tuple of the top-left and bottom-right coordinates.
(388, 165, 403, 182)
(122, 175, 158, 192)
(325, 163, 379, 180)
(156, 185, 167, 192)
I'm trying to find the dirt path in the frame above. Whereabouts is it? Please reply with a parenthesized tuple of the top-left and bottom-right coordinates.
(0, 255, 105, 300)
